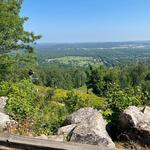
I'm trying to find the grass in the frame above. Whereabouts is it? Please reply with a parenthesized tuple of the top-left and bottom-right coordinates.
(47, 56, 102, 66)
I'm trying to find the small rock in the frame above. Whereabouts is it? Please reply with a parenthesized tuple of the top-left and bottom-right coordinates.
(57, 124, 76, 136)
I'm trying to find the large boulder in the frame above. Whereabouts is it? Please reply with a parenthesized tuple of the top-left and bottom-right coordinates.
(57, 108, 116, 149)
(119, 106, 150, 146)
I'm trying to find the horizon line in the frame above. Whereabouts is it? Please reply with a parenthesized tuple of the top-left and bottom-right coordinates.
(36, 40, 150, 44)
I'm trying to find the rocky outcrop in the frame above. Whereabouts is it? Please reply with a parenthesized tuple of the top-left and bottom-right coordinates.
(119, 106, 150, 146)
(57, 107, 116, 149)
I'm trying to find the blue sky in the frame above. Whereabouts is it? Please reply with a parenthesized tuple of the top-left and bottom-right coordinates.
(21, 0, 150, 43)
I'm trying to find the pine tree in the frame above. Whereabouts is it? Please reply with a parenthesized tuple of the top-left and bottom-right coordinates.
(0, 0, 41, 54)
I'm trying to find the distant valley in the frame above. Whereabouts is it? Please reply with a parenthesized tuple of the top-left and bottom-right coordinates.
(35, 41, 150, 66)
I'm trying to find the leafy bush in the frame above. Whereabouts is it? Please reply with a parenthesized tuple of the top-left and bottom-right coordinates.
(34, 101, 67, 135)
(5, 80, 37, 121)
(63, 92, 88, 113)
(141, 81, 150, 105)
(2, 80, 67, 135)
(107, 85, 143, 112)
(106, 84, 144, 125)
(0, 81, 11, 96)
(77, 92, 106, 110)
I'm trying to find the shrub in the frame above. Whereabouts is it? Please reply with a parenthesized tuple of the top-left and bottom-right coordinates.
(63, 92, 87, 113)
(107, 86, 143, 113)
(0, 81, 11, 96)
(34, 101, 68, 135)
(106, 84, 144, 125)
(5, 79, 37, 121)
(77, 92, 106, 110)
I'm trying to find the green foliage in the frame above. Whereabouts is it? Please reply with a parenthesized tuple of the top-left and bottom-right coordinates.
(0, 81, 11, 96)
(37, 65, 87, 89)
(73, 69, 87, 88)
(129, 63, 147, 86)
(74, 91, 106, 110)
(0, 52, 38, 82)
(107, 85, 143, 112)
(0, 0, 41, 53)
(86, 65, 120, 96)
(3, 80, 106, 135)
(2, 62, 150, 136)
(141, 81, 150, 105)
(5, 80, 37, 121)
(1, 80, 66, 134)
(63, 92, 88, 113)
(34, 101, 67, 135)
(145, 73, 150, 81)
(86, 63, 150, 125)
(86, 65, 105, 95)
(0, 0, 41, 84)
(0, 55, 14, 81)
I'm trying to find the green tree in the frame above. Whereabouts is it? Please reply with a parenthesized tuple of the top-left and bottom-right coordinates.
(145, 72, 150, 81)
(0, 0, 41, 53)
(141, 80, 150, 105)
(0, 0, 41, 82)
(86, 65, 106, 96)
(73, 69, 87, 88)
(129, 63, 147, 86)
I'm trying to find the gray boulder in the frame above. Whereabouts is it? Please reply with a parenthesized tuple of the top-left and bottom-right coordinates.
(58, 108, 116, 149)
(120, 106, 150, 129)
(0, 96, 8, 113)
(64, 107, 99, 125)
(0, 112, 11, 128)
(0, 97, 17, 130)
(119, 106, 150, 145)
